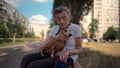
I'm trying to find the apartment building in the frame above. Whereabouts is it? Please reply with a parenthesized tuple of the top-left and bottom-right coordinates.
(81, 0, 119, 39)
(29, 23, 50, 39)
(94, 0, 119, 39)
(0, 0, 28, 27)
(80, 10, 92, 38)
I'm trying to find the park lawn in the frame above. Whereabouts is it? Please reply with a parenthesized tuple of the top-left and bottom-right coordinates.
(0, 38, 40, 47)
(0, 42, 26, 47)
(79, 42, 120, 68)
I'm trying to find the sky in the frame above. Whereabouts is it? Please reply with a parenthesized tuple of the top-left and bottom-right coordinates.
(4, 0, 53, 24)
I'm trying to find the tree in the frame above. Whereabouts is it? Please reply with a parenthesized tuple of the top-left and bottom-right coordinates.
(88, 19, 99, 39)
(115, 28, 119, 41)
(6, 17, 17, 43)
(40, 29, 45, 40)
(80, 23, 88, 38)
(25, 31, 35, 38)
(0, 19, 8, 37)
(17, 23, 26, 38)
(53, 0, 93, 25)
(6, 16, 26, 43)
(103, 26, 117, 41)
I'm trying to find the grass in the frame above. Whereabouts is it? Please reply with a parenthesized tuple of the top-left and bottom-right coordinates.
(0, 38, 120, 68)
(0, 42, 25, 47)
(79, 42, 120, 68)
(0, 38, 40, 47)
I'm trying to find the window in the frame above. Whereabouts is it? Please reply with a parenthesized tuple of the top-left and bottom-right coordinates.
(95, 7, 101, 9)
(95, 3, 102, 5)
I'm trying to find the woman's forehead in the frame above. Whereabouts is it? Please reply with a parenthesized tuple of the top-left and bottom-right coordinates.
(55, 11, 69, 18)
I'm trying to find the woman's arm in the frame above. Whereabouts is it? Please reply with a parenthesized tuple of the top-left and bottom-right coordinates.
(68, 37, 83, 55)
(39, 35, 55, 51)
(58, 37, 82, 63)
(40, 34, 65, 48)
(40, 35, 57, 48)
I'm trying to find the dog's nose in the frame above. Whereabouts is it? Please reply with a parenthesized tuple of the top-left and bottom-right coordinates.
(69, 33, 72, 37)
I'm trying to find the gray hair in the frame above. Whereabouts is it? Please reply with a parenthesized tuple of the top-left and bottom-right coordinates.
(53, 6, 71, 18)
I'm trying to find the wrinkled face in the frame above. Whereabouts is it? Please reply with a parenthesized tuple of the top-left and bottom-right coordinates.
(55, 11, 70, 29)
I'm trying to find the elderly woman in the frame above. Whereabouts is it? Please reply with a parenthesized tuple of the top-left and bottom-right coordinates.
(20, 6, 83, 68)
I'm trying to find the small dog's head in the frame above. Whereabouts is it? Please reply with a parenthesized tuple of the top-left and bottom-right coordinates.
(61, 29, 72, 37)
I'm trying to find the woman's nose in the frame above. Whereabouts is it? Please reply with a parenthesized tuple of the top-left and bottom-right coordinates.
(60, 19, 64, 23)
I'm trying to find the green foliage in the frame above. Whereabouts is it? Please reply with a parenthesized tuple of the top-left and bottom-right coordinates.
(24, 31, 35, 38)
(0, 19, 7, 37)
(80, 23, 88, 38)
(88, 19, 99, 38)
(103, 26, 117, 41)
(117, 25, 120, 43)
(0, 38, 40, 47)
(40, 30, 45, 40)
(5, 16, 26, 37)
(6, 17, 18, 35)
(0, 16, 27, 43)
(17, 23, 26, 37)
(82, 32, 88, 38)
(115, 27, 120, 40)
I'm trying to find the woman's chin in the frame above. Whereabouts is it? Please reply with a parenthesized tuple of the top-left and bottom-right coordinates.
(60, 26, 67, 29)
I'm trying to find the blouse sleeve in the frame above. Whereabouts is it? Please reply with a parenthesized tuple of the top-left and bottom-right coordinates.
(74, 25, 82, 37)
(48, 26, 58, 36)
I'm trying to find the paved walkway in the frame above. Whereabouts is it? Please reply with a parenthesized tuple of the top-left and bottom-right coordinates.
(0, 42, 42, 68)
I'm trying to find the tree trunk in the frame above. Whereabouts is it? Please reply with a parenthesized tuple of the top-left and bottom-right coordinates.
(70, 0, 82, 25)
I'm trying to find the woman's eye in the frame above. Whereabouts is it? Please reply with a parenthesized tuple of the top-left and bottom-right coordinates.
(63, 16, 66, 20)
(57, 18, 60, 21)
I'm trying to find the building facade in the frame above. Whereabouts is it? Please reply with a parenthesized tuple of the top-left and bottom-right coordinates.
(81, 0, 119, 39)
(0, 0, 28, 28)
(29, 23, 50, 39)
(80, 10, 92, 38)
(94, 0, 119, 39)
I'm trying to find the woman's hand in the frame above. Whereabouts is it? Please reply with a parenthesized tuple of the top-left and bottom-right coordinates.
(58, 51, 70, 63)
